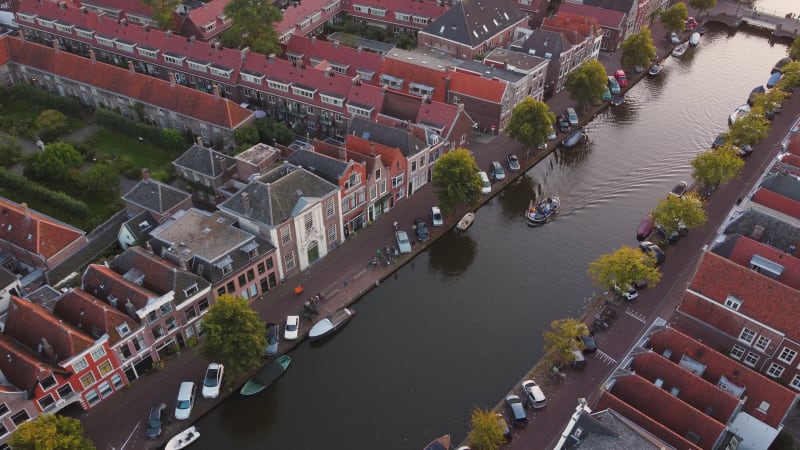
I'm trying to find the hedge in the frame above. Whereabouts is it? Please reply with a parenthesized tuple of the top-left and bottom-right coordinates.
(0, 169, 89, 219)
(11, 84, 83, 117)
(94, 108, 162, 144)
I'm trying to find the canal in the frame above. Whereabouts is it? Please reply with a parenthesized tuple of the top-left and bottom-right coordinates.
(194, 27, 790, 450)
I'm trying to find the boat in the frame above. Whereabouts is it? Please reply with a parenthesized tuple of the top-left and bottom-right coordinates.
(165, 426, 200, 450)
(767, 71, 782, 89)
(747, 85, 765, 106)
(423, 434, 451, 450)
(698, 25, 707, 35)
(773, 56, 792, 74)
(647, 63, 662, 76)
(636, 214, 654, 241)
(689, 32, 700, 47)
(240, 355, 291, 396)
(456, 212, 475, 231)
(728, 104, 750, 125)
(526, 197, 560, 226)
(611, 95, 624, 106)
(309, 307, 355, 341)
(671, 42, 688, 58)
(562, 129, 584, 148)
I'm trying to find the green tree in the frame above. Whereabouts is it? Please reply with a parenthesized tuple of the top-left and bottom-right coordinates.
(691, 145, 744, 188)
(752, 88, 787, 117)
(431, 148, 482, 215)
(80, 163, 121, 199)
(688, 0, 716, 17)
(621, 27, 657, 69)
(466, 408, 506, 450)
(35, 109, 68, 141)
(789, 35, 800, 61)
(505, 97, 555, 154)
(222, 0, 283, 55)
(0, 135, 22, 167)
(141, 0, 179, 30)
(201, 294, 266, 378)
(726, 109, 770, 146)
(660, 2, 689, 33)
(10, 414, 95, 450)
(564, 60, 608, 110)
(544, 319, 590, 363)
(588, 246, 662, 292)
(24, 141, 83, 184)
(234, 125, 260, 151)
(778, 61, 800, 91)
(160, 128, 186, 152)
(652, 193, 707, 240)
(256, 118, 293, 145)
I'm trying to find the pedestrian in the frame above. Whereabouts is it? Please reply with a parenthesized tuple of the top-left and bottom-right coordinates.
(393, 220, 398, 231)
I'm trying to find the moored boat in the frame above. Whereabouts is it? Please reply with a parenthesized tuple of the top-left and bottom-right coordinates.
(637, 214, 654, 241)
(423, 434, 451, 450)
(165, 426, 200, 450)
(562, 129, 584, 148)
(309, 307, 355, 341)
(671, 42, 688, 58)
(728, 104, 750, 125)
(611, 95, 624, 106)
(526, 197, 560, 226)
(456, 212, 475, 231)
(698, 25, 707, 35)
(689, 32, 700, 47)
(647, 63, 662, 76)
(240, 355, 291, 396)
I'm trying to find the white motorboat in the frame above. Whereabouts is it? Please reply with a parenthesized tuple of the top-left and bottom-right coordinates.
(165, 426, 200, 450)
(671, 42, 688, 58)
(689, 32, 700, 47)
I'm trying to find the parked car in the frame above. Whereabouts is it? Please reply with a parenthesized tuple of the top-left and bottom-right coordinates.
(490, 161, 506, 180)
(602, 86, 612, 101)
(669, 181, 688, 197)
(565, 108, 579, 126)
(571, 348, 587, 369)
(548, 125, 557, 140)
(557, 115, 570, 133)
(265, 322, 279, 356)
(505, 395, 528, 427)
(578, 333, 597, 353)
(396, 230, 412, 253)
(507, 154, 521, 172)
(735, 144, 754, 158)
(640, 241, 666, 265)
(414, 218, 429, 242)
(174, 381, 196, 420)
(521, 380, 547, 409)
(614, 69, 628, 87)
(478, 171, 491, 194)
(431, 206, 443, 226)
(496, 413, 511, 441)
(284, 315, 300, 340)
(145, 403, 166, 438)
(670, 32, 680, 44)
(201, 363, 224, 399)
(614, 284, 639, 301)
(607, 76, 621, 94)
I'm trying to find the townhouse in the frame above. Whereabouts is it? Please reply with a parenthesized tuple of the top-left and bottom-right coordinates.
(558, 2, 627, 53)
(510, 28, 583, 97)
(285, 35, 383, 86)
(579, 0, 638, 39)
(174, 0, 233, 43)
(172, 144, 238, 207)
(346, 0, 447, 37)
(541, 12, 602, 63)
(344, 132, 407, 214)
(274, 0, 344, 44)
(482, 47, 549, 102)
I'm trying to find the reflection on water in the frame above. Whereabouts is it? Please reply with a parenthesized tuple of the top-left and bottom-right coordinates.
(497, 177, 538, 220)
(554, 137, 592, 167)
(427, 231, 477, 277)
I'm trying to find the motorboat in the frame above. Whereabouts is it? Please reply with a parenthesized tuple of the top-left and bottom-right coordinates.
(698, 26, 707, 35)
(669, 181, 688, 198)
(561, 129, 584, 148)
(526, 197, 560, 226)
(309, 307, 355, 341)
(728, 104, 750, 125)
(647, 63, 662, 76)
(637, 214, 654, 241)
(689, 32, 700, 47)
(671, 42, 688, 58)
(747, 85, 765, 106)
(423, 434, 451, 450)
(240, 355, 291, 396)
(165, 426, 200, 450)
(767, 71, 782, 89)
(456, 212, 475, 231)
(611, 95, 624, 106)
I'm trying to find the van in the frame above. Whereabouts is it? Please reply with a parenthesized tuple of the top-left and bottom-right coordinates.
(478, 171, 491, 195)
(174, 381, 196, 420)
(571, 349, 586, 369)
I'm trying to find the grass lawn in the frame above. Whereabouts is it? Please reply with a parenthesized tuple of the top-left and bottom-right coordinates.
(2, 97, 85, 133)
(84, 129, 177, 172)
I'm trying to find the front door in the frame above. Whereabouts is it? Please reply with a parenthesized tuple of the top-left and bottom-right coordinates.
(307, 241, 320, 263)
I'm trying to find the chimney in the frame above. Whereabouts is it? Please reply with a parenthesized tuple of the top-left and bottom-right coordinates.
(196, 136, 204, 147)
(169, 72, 176, 87)
(212, 84, 220, 99)
(268, 53, 276, 63)
(333, 40, 339, 48)
(188, 35, 195, 43)
(240, 47, 250, 63)
(20, 202, 30, 222)
(51, 39, 59, 52)
(165, 30, 172, 39)
(311, 36, 316, 44)
(241, 192, 251, 212)
(351, 74, 361, 86)
(127, 61, 135, 75)
(421, 94, 429, 104)
(357, 46, 362, 54)
(89, 49, 96, 63)
(141, 168, 151, 182)
(370, 143, 376, 156)
(325, 67, 332, 77)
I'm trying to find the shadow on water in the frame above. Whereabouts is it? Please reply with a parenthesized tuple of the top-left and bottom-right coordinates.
(497, 176, 539, 219)
(427, 230, 477, 278)
(554, 137, 592, 167)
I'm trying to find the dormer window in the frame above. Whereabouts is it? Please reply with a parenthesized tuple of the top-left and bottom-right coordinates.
(36, 17, 55, 29)
(268, 79, 291, 92)
(96, 35, 116, 47)
(240, 241, 260, 259)
(163, 53, 185, 66)
(108, 295, 118, 307)
(241, 71, 265, 85)
(292, 85, 316, 99)
(183, 283, 199, 297)
(17, 12, 36, 23)
(724, 295, 742, 311)
(54, 22, 74, 33)
(115, 322, 130, 337)
(202, 21, 216, 32)
(137, 47, 159, 59)
(209, 64, 233, 79)
(75, 28, 95, 39)
(214, 255, 234, 274)
(188, 60, 209, 73)
(409, 82, 434, 97)
(380, 74, 404, 90)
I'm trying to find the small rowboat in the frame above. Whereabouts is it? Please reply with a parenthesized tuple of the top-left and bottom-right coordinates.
(637, 214, 654, 241)
(456, 212, 475, 231)
(309, 307, 355, 341)
(423, 434, 450, 450)
(240, 355, 291, 396)
(165, 426, 200, 450)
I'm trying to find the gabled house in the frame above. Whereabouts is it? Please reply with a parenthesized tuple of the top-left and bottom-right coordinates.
(447, 69, 512, 131)
(580, 0, 638, 39)
(285, 35, 383, 85)
(345, 0, 448, 37)
(417, 0, 527, 61)
(172, 144, 238, 207)
(175, 0, 233, 43)
(274, 0, 346, 44)
(218, 165, 341, 279)
(542, 12, 602, 62)
(475, 48, 549, 102)
(121, 171, 193, 224)
(510, 29, 579, 96)
(559, 2, 627, 52)
(117, 210, 161, 251)
(378, 48, 451, 103)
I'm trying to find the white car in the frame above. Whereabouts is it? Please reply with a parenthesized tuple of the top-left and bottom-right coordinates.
(285, 315, 300, 340)
(201, 363, 224, 399)
(521, 379, 547, 409)
(431, 206, 443, 226)
(174, 382, 196, 420)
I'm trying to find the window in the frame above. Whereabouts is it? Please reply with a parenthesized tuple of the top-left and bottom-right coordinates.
(249, 284, 258, 297)
(412, 15, 429, 25)
(392, 174, 404, 188)
(353, 4, 369, 13)
(39, 375, 56, 390)
(166, 317, 178, 331)
(267, 258, 274, 269)
(268, 79, 291, 92)
(730, 344, 745, 360)
(210, 66, 233, 79)
(111, 374, 124, 389)
(321, 94, 344, 107)
(744, 352, 759, 367)
(285, 252, 296, 271)
(755, 335, 771, 351)
(73, 357, 89, 372)
(326, 199, 335, 217)
(328, 224, 337, 242)
(98, 382, 112, 398)
(226, 281, 235, 293)
(147, 310, 158, 323)
(90, 347, 106, 361)
(116, 322, 131, 337)
(151, 325, 165, 340)
(281, 227, 291, 245)
(292, 86, 316, 98)
(163, 54, 185, 66)
(791, 375, 800, 391)
(395, 12, 410, 21)
(38, 394, 55, 410)
(739, 327, 756, 345)
(257, 262, 266, 275)
(757, 401, 770, 414)
(767, 363, 785, 378)
(183, 283, 199, 297)
(238, 274, 247, 287)
(347, 104, 373, 118)
(305, 213, 313, 231)
(160, 303, 173, 315)
(241, 72, 264, 85)
(185, 306, 197, 322)
(188, 60, 208, 72)
(80, 372, 96, 389)
(0, 403, 8, 417)
(779, 347, 797, 364)
(57, 384, 73, 398)
(370, 7, 386, 17)
(247, 269, 255, 281)
(217, 287, 226, 297)
(85, 390, 100, 406)
(10, 410, 29, 426)
(724, 295, 742, 310)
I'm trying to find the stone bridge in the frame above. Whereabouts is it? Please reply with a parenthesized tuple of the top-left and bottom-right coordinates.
(705, 0, 800, 39)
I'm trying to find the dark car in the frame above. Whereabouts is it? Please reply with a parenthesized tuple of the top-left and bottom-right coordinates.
(414, 218, 429, 242)
(557, 115, 570, 133)
(735, 144, 754, 158)
(265, 322, 279, 356)
(579, 333, 597, 352)
(507, 154, 521, 172)
(146, 403, 166, 438)
(640, 241, 666, 265)
(505, 395, 528, 428)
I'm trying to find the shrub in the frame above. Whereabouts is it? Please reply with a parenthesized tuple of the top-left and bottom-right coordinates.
(11, 84, 83, 116)
(0, 169, 89, 219)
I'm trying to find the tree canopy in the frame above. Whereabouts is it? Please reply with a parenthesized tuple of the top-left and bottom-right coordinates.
(466, 407, 506, 450)
(726, 109, 770, 146)
(588, 246, 662, 292)
(789, 35, 800, 61)
(778, 61, 800, 90)
(36, 109, 68, 141)
(80, 163, 121, 199)
(564, 60, 608, 110)
(691, 145, 744, 188)
(24, 141, 83, 184)
(660, 2, 689, 33)
(505, 97, 555, 152)
(141, 0, 180, 30)
(431, 148, 482, 214)
(543, 318, 590, 364)
(688, 0, 716, 16)
(200, 294, 266, 378)
(10, 414, 95, 450)
(222, 0, 283, 55)
(0, 136, 22, 167)
(751, 88, 787, 116)
(652, 193, 707, 240)
(621, 27, 657, 69)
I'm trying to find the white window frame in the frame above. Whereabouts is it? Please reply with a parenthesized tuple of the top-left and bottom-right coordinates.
(268, 79, 291, 92)
(755, 335, 771, 351)
(791, 374, 800, 391)
(164, 54, 185, 66)
(72, 357, 89, 372)
(188, 60, 208, 72)
(137, 47, 158, 59)
(242, 73, 264, 85)
(90, 346, 106, 361)
(766, 363, 785, 378)
(744, 352, 759, 367)
(724, 295, 742, 310)
(730, 344, 745, 360)
(779, 347, 797, 364)
(739, 327, 756, 345)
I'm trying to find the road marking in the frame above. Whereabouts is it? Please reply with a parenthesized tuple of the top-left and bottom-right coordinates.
(595, 350, 617, 365)
(625, 307, 647, 323)
(353, 268, 367, 280)
(116, 421, 140, 450)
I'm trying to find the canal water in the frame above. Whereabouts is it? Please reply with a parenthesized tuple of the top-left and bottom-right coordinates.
(194, 28, 790, 450)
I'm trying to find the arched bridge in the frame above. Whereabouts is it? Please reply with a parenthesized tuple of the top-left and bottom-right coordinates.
(705, 1, 800, 39)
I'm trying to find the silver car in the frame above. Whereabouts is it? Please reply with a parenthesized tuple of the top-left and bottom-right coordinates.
(395, 231, 412, 254)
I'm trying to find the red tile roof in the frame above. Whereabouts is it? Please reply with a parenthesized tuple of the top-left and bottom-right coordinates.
(76, 0, 153, 18)
(345, 135, 405, 174)
(285, 35, 383, 83)
(181, 0, 232, 40)
(557, 2, 627, 28)
(725, 235, 800, 291)
(0, 197, 86, 260)
(53, 289, 139, 345)
(276, 0, 346, 37)
(778, 154, 800, 172)
(82, 264, 154, 312)
(416, 99, 460, 139)
(646, 325, 796, 428)
(543, 12, 601, 44)
(0, 334, 66, 394)
(447, 70, 506, 103)
(378, 57, 450, 103)
(3, 36, 252, 129)
(752, 186, 800, 219)
(787, 134, 800, 156)
(345, 0, 447, 29)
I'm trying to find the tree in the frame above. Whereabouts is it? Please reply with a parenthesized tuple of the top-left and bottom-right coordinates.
(752, 88, 787, 117)
(789, 35, 800, 61)
(0, 135, 22, 167)
(80, 163, 121, 199)
(466, 407, 506, 450)
(200, 295, 266, 378)
(35, 109, 68, 141)
(691, 145, 744, 188)
(688, 0, 716, 18)
(543, 319, 590, 363)
(255, 118, 293, 145)
(564, 60, 608, 110)
(505, 97, 555, 154)
(222, 0, 283, 55)
(726, 109, 770, 146)
(141, 0, 180, 30)
(660, 2, 689, 33)
(234, 125, 260, 150)
(778, 61, 800, 91)
(10, 414, 95, 450)
(431, 148, 482, 215)
(621, 27, 657, 70)
(588, 246, 662, 293)
(652, 193, 707, 240)
(24, 141, 83, 184)
(160, 128, 186, 152)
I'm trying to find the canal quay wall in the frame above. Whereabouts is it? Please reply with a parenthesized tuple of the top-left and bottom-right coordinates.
(79, 24, 685, 450)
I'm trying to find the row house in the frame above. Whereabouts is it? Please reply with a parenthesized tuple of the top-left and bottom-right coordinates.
(172, 144, 238, 207)
(448, 69, 512, 131)
(0, 197, 88, 290)
(286, 149, 368, 236)
(0, 389, 35, 449)
(510, 28, 583, 96)
(326, 31, 397, 55)
(148, 209, 279, 301)
(218, 163, 341, 280)
(275, 0, 344, 43)
(82, 246, 213, 373)
(512, 0, 547, 25)
(174, 0, 233, 43)
(285, 35, 383, 85)
(579, 0, 638, 39)
(417, 0, 527, 61)
(344, 133, 406, 214)
(347, 0, 447, 37)
(78, 0, 156, 27)
(541, 12, 603, 63)
(558, 2, 627, 52)
(483, 47, 549, 102)
(379, 48, 451, 103)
